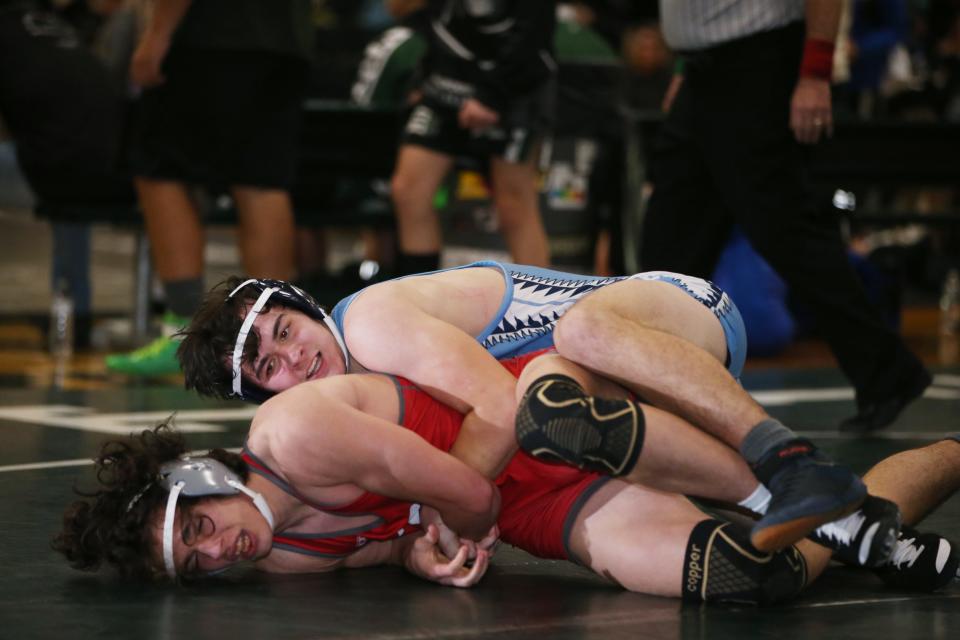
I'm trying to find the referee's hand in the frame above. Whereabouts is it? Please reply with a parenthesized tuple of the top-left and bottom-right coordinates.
(790, 77, 833, 145)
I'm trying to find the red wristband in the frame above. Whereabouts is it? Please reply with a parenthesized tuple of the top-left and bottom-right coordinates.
(799, 38, 834, 80)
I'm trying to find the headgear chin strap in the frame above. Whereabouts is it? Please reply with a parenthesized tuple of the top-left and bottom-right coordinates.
(157, 457, 275, 579)
(226, 279, 350, 403)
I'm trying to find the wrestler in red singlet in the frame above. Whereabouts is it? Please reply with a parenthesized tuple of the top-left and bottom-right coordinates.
(243, 349, 609, 562)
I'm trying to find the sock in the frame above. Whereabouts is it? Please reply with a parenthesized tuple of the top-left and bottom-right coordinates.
(164, 277, 204, 318)
(739, 418, 798, 466)
(739, 484, 772, 515)
(396, 252, 440, 276)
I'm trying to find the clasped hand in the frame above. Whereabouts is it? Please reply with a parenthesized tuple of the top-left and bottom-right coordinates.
(404, 524, 493, 587)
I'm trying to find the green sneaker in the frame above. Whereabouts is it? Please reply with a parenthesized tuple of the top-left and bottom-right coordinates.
(105, 313, 186, 376)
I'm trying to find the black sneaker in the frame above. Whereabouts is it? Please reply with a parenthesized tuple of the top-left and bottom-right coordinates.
(751, 441, 867, 552)
(841, 369, 932, 432)
(808, 495, 901, 567)
(875, 527, 959, 592)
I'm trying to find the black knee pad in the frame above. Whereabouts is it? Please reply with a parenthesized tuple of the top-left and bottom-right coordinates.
(683, 519, 807, 606)
(515, 374, 645, 476)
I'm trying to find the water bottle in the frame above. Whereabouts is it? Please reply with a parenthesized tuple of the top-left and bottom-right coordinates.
(49, 278, 75, 358)
(940, 268, 960, 337)
(939, 268, 960, 364)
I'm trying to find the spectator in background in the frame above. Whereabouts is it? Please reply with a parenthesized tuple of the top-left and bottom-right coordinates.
(641, 0, 931, 432)
(621, 20, 673, 112)
(0, 0, 130, 348)
(833, 0, 909, 118)
(927, 0, 960, 119)
(388, 0, 555, 275)
(562, 0, 655, 53)
(105, 0, 315, 376)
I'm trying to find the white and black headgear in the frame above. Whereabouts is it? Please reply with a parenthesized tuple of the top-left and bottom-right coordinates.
(127, 457, 274, 579)
(226, 279, 350, 403)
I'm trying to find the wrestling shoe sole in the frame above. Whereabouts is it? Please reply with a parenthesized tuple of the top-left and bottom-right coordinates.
(751, 495, 866, 553)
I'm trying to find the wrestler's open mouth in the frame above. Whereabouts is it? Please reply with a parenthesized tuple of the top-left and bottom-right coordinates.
(306, 353, 321, 379)
(233, 530, 255, 561)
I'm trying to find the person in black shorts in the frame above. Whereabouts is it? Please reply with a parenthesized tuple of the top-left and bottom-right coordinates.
(106, 0, 314, 376)
(389, 0, 557, 275)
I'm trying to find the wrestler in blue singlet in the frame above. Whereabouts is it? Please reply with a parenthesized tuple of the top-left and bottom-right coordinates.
(330, 261, 748, 378)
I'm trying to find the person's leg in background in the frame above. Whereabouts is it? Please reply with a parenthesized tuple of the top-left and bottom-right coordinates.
(227, 52, 303, 284)
(639, 55, 732, 277)
(697, 25, 929, 431)
(390, 143, 455, 275)
(104, 40, 213, 376)
(107, 49, 307, 375)
(486, 85, 552, 268)
(489, 155, 550, 267)
(633, 55, 870, 552)
(232, 186, 296, 281)
(105, 177, 205, 375)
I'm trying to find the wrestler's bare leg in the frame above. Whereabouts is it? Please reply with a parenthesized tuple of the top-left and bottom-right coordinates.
(567, 480, 831, 601)
(863, 438, 960, 527)
(553, 278, 766, 447)
(515, 353, 759, 506)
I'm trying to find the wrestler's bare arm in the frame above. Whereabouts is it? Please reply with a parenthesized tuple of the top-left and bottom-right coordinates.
(343, 284, 519, 479)
(250, 375, 500, 540)
(260, 526, 489, 587)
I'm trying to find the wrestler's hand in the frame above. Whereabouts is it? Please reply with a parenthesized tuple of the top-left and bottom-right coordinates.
(790, 76, 833, 145)
(130, 31, 170, 88)
(458, 98, 500, 131)
(418, 505, 464, 559)
(404, 524, 491, 587)
(474, 524, 501, 555)
(453, 523, 501, 563)
(418, 505, 499, 560)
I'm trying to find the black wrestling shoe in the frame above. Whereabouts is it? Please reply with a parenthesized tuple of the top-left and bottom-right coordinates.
(515, 374, 644, 476)
(808, 495, 901, 567)
(841, 370, 932, 433)
(875, 527, 959, 592)
(750, 440, 866, 552)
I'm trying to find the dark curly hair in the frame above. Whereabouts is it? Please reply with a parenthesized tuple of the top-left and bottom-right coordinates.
(52, 420, 247, 582)
(176, 277, 274, 400)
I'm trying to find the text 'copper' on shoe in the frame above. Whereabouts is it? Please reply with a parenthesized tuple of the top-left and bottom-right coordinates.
(808, 495, 901, 567)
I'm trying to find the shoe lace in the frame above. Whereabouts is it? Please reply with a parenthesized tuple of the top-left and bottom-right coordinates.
(888, 536, 924, 569)
(814, 510, 864, 547)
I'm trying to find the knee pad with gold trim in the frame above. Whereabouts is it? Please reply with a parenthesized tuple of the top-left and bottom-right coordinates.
(683, 519, 807, 606)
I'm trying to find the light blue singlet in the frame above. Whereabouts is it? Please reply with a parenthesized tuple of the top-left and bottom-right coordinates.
(330, 261, 747, 378)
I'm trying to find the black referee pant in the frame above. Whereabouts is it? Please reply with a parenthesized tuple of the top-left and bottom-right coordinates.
(640, 22, 927, 406)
